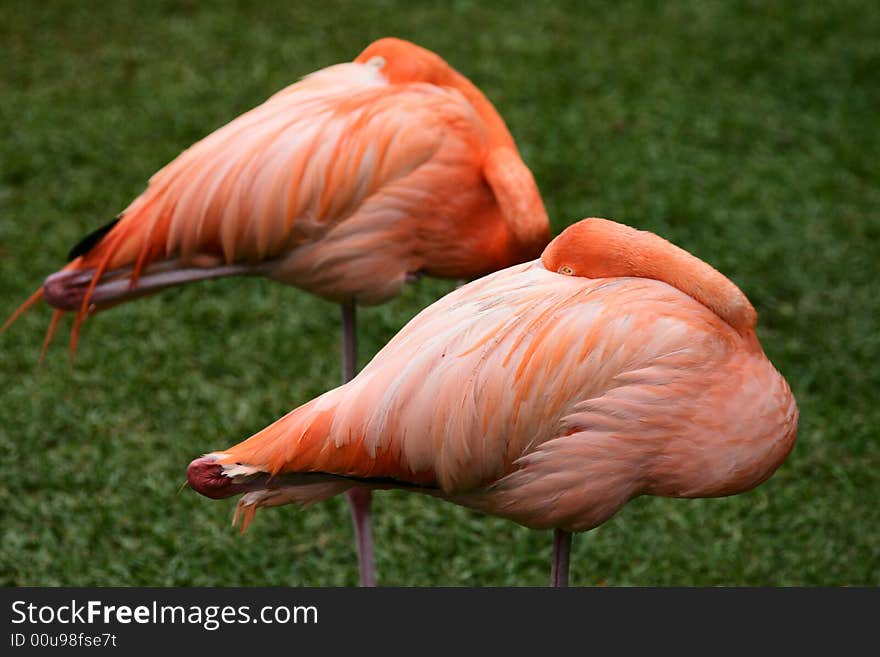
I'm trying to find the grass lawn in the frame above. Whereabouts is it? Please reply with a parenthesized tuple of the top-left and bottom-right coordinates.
(1, 0, 877, 586)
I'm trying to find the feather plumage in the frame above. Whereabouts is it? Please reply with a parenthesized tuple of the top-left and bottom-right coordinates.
(189, 218, 798, 533)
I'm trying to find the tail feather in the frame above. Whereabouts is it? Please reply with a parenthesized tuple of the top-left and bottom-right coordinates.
(38, 309, 64, 367)
(0, 287, 63, 369)
(0, 286, 44, 335)
(129, 199, 166, 289)
(69, 227, 133, 360)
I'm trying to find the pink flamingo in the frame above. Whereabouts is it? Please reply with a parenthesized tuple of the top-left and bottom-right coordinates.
(187, 217, 799, 586)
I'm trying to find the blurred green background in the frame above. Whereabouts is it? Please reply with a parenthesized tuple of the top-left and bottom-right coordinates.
(1, 0, 877, 586)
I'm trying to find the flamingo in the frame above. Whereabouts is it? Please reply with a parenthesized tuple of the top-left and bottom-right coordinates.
(0, 38, 551, 587)
(187, 217, 799, 586)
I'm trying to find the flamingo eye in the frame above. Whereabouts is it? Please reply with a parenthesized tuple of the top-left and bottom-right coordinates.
(366, 56, 386, 69)
(558, 265, 575, 276)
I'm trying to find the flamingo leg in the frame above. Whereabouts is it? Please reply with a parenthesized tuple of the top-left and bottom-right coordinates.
(347, 486, 375, 587)
(550, 529, 571, 587)
(341, 300, 376, 587)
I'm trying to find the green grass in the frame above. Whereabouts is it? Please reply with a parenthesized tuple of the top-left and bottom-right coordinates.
(1, 0, 878, 586)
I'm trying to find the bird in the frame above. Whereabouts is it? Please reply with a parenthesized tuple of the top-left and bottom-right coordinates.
(0, 37, 551, 587)
(186, 217, 799, 586)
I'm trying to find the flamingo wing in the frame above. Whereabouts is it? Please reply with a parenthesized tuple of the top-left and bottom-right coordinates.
(82, 62, 489, 278)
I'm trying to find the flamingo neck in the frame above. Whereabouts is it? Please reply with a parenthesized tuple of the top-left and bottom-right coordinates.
(445, 69, 517, 151)
(543, 219, 758, 336)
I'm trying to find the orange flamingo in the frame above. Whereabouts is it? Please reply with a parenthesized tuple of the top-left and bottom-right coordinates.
(1, 38, 550, 586)
(187, 218, 798, 586)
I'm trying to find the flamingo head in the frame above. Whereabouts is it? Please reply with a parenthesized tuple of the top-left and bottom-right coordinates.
(541, 218, 640, 279)
(542, 218, 759, 335)
(355, 37, 456, 86)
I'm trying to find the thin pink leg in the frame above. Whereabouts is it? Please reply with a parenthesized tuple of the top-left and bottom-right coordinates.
(550, 529, 571, 587)
(341, 300, 376, 587)
(347, 486, 375, 587)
